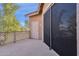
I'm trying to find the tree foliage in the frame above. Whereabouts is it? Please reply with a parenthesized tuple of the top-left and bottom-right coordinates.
(0, 3, 24, 32)
(24, 20, 30, 31)
(0, 3, 28, 32)
(0, 10, 4, 32)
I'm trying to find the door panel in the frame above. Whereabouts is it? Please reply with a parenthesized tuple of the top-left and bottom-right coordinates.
(51, 3, 77, 56)
(31, 21, 39, 39)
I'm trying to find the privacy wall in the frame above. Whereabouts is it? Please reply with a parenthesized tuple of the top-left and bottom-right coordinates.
(44, 3, 77, 56)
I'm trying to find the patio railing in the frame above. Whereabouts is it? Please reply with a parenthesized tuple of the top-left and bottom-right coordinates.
(0, 31, 30, 45)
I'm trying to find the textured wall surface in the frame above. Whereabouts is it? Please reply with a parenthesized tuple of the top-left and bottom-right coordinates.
(0, 31, 30, 45)
(29, 14, 42, 40)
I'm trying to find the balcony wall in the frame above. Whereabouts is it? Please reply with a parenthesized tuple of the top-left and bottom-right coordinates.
(0, 31, 30, 45)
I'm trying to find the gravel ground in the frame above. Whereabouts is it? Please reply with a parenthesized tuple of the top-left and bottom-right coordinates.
(0, 39, 58, 56)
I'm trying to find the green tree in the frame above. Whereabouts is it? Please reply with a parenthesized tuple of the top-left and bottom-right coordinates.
(0, 10, 4, 32)
(25, 20, 29, 27)
(2, 3, 21, 32)
(24, 20, 30, 31)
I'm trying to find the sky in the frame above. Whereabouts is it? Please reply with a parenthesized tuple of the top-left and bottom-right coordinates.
(0, 3, 39, 26)
(15, 3, 39, 26)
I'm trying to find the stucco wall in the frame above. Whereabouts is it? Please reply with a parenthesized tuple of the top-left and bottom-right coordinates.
(0, 31, 30, 45)
(42, 3, 52, 14)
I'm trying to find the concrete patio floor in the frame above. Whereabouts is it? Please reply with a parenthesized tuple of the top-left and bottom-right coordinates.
(0, 39, 58, 56)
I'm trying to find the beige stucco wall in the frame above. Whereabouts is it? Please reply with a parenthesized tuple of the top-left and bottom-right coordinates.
(0, 31, 30, 45)
(42, 3, 52, 14)
(29, 14, 42, 40)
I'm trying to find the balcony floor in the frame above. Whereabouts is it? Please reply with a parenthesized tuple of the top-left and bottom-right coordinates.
(0, 39, 58, 56)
